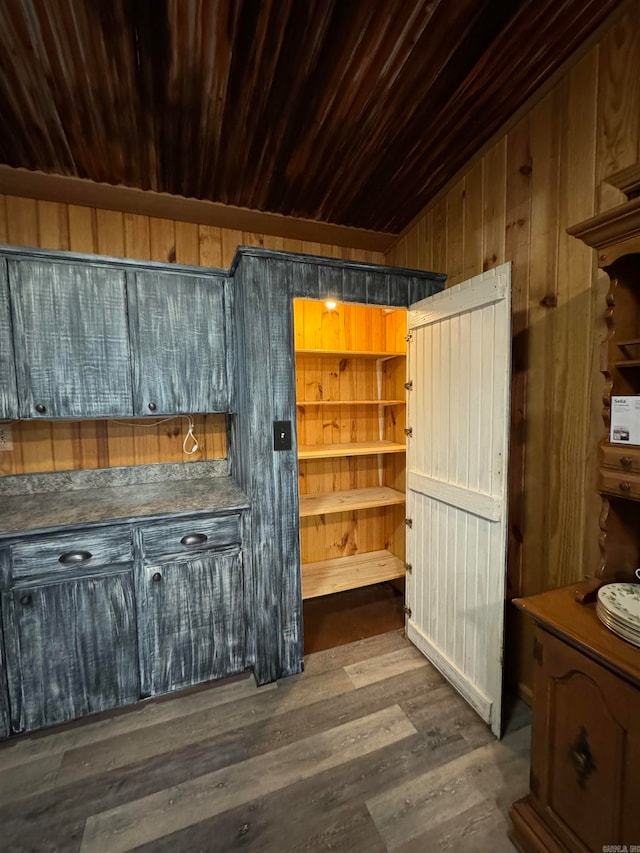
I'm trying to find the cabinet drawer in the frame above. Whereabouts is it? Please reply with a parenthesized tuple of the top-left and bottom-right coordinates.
(601, 443, 640, 474)
(599, 468, 640, 500)
(139, 514, 241, 561)
(11, 526, 133, 580)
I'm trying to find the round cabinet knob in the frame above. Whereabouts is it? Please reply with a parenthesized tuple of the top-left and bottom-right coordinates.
(19, 593, 32, 606)
(620, 456, 633, 468)
(619, 481, 632, 492)
(35, 404, 46, 414)
(152, 572, 162, 583)
(148, 402, 157, 411)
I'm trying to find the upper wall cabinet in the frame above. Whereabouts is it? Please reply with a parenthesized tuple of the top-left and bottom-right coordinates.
(128, 270, 228, 415)
(9, 259, 134, 419)
(0, 260, 18, 420)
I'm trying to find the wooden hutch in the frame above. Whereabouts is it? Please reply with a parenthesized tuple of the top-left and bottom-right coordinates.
(510, 176, 640, 852)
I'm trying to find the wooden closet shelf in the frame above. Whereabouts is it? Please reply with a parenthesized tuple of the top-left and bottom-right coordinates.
(298, 441, 406, 460)
(296, 399, 405, 407)
(617, 338, 640, 348)
(301, 549, 405, 599)
(295, 348, 405, 359)
(299, 486, 405, 517)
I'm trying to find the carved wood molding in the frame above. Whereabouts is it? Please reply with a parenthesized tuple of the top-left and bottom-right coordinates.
(605, 163, 640, 199)
(567, 196, 640, 254)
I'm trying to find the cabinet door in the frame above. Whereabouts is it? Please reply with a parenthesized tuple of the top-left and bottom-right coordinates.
(10, 259, 133, 418)
(532, 628, 640, 850)
(2, 570, 139, 733)
(137, 550, 245, 696)
(0, 259, 18, 419)
(128, 270, 228, 414)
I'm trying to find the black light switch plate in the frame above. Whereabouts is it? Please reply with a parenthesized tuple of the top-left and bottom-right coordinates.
(273, 420, 292, 451)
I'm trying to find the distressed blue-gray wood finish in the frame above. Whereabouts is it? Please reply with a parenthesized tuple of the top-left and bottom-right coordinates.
(228, 248, 444, 686)
(2, 568, 139, 733)
(135, 548, 245, 697)
(10, 525, 132, 580)
(230, 255, 301, 685)
(128, 270, 228, 415)
(9, 259, 134, 418)
(0, 259, 18, 419)
(140, 513, 240, 562)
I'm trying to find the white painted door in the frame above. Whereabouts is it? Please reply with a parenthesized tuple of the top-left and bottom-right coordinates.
(405, 264, 511, 737)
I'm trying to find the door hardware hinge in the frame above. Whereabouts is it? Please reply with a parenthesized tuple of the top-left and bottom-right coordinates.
(404, 562, 412, 574)
(405, 333, 413, 342)
(404, 381, 413, 390)
(403, 605, 412, 617)
(404, 517, 413, 528)
(404, 427, 413, 437)
(533, 636, 543, 665)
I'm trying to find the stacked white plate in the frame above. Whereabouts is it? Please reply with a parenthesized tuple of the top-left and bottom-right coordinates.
(596, 583, 640, 648)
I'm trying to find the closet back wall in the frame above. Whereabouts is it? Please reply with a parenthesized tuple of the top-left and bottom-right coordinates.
(0, 194, 383, 476)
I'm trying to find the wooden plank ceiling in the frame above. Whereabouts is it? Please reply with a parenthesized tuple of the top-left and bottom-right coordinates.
(0, 0, 622, 233)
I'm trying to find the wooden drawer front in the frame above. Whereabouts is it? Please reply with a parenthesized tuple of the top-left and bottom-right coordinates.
(140, 514, 241, 562)
(601, 443, 640, 474)
(599, 468, 640, 499)
(11, 527, 133, 580)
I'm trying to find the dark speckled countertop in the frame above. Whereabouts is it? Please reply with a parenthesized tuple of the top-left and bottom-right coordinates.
(0, 476, 250, 538)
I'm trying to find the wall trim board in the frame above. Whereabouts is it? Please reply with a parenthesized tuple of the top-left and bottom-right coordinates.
(0, 165, 397, 254)
(387, 0, 631, 251)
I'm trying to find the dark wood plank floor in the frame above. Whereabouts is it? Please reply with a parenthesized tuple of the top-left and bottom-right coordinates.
(0, 630, 530, 852)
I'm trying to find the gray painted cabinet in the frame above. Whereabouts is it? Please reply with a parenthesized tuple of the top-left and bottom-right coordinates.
(0, 259, 18, 420)
(2, 569, 139, 733)
(128, 270, 228, 415)
(9, 258, 134, 418)
(136, 548, 245, 697)
(0, 623, 9, 739)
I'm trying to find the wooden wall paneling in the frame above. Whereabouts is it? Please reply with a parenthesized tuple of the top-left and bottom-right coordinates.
(596, 5, 640, 213)
(222, 229, 243, 269)
(482, 138, 507, 272)
(149, 217, 176, 264)
(446, 179, 465, 287)
(504, 113, 532, 605)
(521, 85, 562, 601)
(197, 224, 223, 268)
(432, 196, 448, 275)
(96, 210, 125, 256)
(463, 159, 484, 280)
(6, 196, 39, 247)
(0, 195, 7, 242)
(123, 213, 150, 260)
(36, 201, 69, 250)
(67, 204, 97, 253)
(174, 221, 199, 265)
(553, 48, 599, 588)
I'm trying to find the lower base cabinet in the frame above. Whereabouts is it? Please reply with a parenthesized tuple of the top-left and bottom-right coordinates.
(2, 570, 139, 734)
(136, 548, 245, 697)
(510, 587, 640, 853)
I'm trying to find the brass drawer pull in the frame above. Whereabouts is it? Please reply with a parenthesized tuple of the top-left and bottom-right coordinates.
(620, 456, 633, 467)
(58, 550, 93, 565)
(619, 482, 632, 492)
(180, 533, 208, 547)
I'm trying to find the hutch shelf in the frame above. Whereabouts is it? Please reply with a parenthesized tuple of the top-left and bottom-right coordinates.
(510, 191, 640, 851)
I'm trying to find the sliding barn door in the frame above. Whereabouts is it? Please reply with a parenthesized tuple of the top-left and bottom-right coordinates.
(406, 264, 511, 737)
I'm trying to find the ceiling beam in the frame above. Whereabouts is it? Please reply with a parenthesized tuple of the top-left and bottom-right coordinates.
(0, 165, 397, 253)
